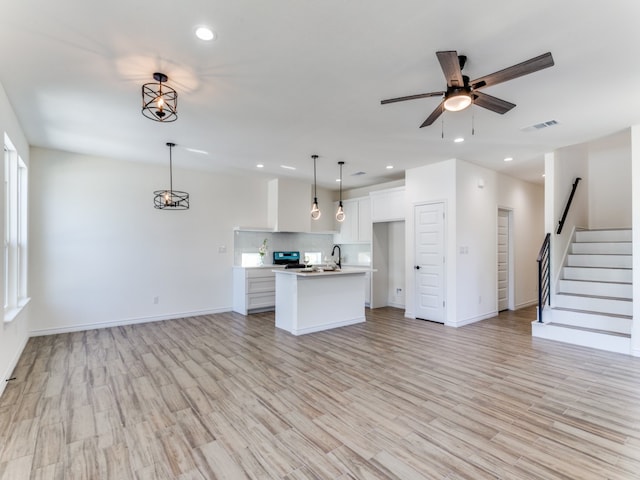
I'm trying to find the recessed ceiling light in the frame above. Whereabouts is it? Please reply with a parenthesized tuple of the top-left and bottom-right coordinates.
(504, 157, 513, 162)
(256, 164, 264, 168)
(542, 174, 546, 177)
(454, 137, 464, 143)
(386, 165, 394, 169)
(336, 178, 341, 182)
(195, 26, 215, 41)
(280, 165, 296, 170)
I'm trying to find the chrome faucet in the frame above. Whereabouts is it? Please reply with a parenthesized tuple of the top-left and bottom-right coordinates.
(331, 244, 342, 269)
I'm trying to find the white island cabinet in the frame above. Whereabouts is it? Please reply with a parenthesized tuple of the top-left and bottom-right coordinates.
(274, 269, 369, 335)
(233, 266, 285, 315)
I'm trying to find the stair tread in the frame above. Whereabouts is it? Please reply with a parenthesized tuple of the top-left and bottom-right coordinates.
(564, 266, 632, 270)
(546, 322, 631, 338)
(559, 278, 632, 286)
(556, 292, 632, 302)
(552, 307, 633, 319)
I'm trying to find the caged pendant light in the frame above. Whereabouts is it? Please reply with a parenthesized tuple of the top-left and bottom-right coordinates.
(336, 161, 345, 222)
(142, 72, 178, 122)
(310, 154, 321, 220)
(154, 142, 189, 210)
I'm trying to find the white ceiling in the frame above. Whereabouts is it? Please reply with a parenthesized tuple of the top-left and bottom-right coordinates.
(2, 0, 640, 189)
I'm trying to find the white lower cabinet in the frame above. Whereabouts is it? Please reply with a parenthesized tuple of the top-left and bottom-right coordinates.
(233, 267, 282, 314)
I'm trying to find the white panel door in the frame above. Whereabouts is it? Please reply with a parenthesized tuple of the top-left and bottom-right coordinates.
(498, 209, 509, 311)
(414, 202, 445, 323)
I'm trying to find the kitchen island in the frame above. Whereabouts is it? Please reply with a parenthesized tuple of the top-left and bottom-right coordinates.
(274, 268, 370, 335)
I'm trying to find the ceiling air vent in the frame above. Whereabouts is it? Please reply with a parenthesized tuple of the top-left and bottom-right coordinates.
(351, 171, 366, 176)
(521, 120, 559, 132)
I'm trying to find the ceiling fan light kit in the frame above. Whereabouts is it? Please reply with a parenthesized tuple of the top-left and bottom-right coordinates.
(142, 72, 178, 122)
(382, 50, 554, 127)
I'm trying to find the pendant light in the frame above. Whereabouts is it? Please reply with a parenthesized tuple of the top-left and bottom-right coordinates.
(336, 161, 345, 222)
(310, 154, 321, 220)
(142, 73, 178, 122)
(153, 143, 189, 210)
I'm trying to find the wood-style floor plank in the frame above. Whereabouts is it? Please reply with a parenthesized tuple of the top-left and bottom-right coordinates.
(1, 306, 640, 479)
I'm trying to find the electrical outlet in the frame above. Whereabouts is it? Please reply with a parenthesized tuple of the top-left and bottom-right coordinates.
(153, 296, 159, 304)
(218, 245, 227, 253)
(478, 296, 482, 304)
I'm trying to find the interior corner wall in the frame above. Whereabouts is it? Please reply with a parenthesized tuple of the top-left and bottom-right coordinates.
(28, 147, 269, 335)
(455, 160, 499, 325)
(0, 81, 31, 394)
(549, 143, 589, 290)
(404, 159, 457, 322)
(631, 125, 640, 357)
(587, 129, 632, 228)
(497, 173, 544, 309)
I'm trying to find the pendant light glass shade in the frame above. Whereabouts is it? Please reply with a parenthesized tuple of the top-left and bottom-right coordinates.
(336, 161, 345, 223)
(154, 143, 190, 210)
(142, 72, 178, 122)
(310, 154, 321, 220)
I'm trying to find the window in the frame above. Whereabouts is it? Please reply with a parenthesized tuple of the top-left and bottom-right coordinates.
(4, 134, 28, 322)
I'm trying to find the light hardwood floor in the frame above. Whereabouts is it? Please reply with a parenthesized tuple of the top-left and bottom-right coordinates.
(1, 306, 640, 479)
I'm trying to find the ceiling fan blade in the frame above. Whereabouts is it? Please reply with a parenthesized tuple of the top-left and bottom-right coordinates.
(436, 51, 464, 87)
(381, 91, 444, 105)
(420, 100, 445, 128)
(471, 52, 554, 90)
(472, 91, 516, 114)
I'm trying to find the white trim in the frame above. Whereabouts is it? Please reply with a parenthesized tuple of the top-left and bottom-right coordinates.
(4, 296, 30, 323)
(285, 316, 365, 336)
(404, 310, 415, 319)
(446, 310, 498, 328)
(0, 334, 29, 397)
(387, 301, 405, 309)
(516, 299, 538, 309)
(29, 307, 231, 337)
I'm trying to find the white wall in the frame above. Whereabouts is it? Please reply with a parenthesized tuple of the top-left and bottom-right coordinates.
(405, 159, 457, 322)
(588, 130, 632, 228)
(29, 147, 269, 334)
(0, 82, 31, 395)
(497, 174, 545, 308)
(547, 144, 589, 296)
(405, 158, 543, 327)
(631, 125, 640, 357)
(387, 221, 405, 307)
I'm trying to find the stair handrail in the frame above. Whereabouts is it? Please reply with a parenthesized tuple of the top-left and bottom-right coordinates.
(556, 177, 582, 235)
(537, 233, 551, 322)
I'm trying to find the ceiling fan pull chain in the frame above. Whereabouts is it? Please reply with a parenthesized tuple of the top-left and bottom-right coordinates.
(472, 105, 475, 136)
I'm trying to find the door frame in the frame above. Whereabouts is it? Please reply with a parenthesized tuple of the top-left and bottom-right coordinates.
(497, 207, 515, 311)
(413, 200, 447, 323)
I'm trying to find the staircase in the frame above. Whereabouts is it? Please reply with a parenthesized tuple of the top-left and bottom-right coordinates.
(532, 228, 632, 354)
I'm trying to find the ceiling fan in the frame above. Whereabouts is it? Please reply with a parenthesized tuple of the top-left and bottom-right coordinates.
(381, 50, 554, 128)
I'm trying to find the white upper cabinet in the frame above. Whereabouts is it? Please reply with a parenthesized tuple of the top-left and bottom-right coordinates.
(370, 187, 406, 222)
(334, 196, 371, 243)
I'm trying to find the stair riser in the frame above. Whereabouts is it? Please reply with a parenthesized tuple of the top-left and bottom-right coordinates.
(554, 294, 632, 316)
(567, 255, 632, 268)
(531, 322, 631, 355)
(575, 230, 632, 242)
(557, 280, 632, 299)
(571, 243, 632, 254)
(547, 309, 631, 334)
(562, 267, 632, 283)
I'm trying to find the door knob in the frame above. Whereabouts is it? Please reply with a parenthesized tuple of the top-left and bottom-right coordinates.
(414, 265, 421, 270)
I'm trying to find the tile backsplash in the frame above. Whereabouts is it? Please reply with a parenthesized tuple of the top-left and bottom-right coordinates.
(233, 230, 371, 266)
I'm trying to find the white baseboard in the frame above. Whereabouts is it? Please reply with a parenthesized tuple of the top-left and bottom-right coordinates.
(0, 335, 29, 397)
(29, 307, 232, 337)
(404, 310, 415, 319)
(447, 310, 498, 328)
(285, 317, 365, 336)
(386, 301, 405, 309)
(516, 299, 538, 309)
